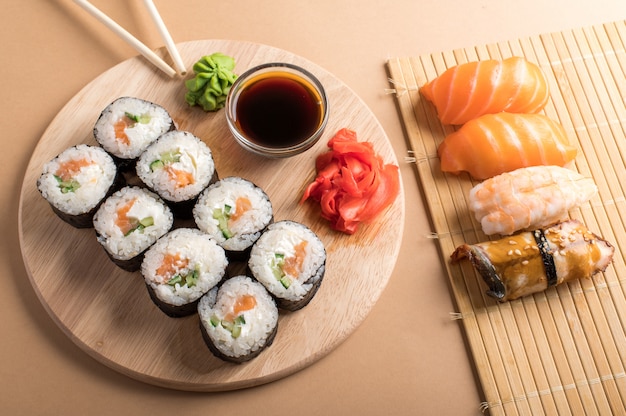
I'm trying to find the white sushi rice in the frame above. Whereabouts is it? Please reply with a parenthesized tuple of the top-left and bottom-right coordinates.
(141, 228, 228, 306)
(193, 177, 273, 251)
(37, 145, 117, 215)
(94, 97, 173, 159)
(249, 221, 326, 302)
(198, 275, 278, 359)
(136, 131, 215, 202)
(93, 186, 173, 260)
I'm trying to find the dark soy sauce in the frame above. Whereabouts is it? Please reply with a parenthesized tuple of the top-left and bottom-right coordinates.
(234, 75, 323, 148)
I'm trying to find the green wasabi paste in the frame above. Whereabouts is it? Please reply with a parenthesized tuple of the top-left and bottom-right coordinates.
(184, 52, 237, 112)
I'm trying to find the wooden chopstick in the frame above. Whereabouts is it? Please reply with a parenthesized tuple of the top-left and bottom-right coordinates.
(142, 0, 186, 75)
(72, 0, 179, 77)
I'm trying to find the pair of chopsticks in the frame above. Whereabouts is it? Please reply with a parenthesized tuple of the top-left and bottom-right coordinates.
(73, 0, 186, 77)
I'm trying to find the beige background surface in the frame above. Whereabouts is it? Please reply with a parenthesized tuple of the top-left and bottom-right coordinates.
(2, 1, 625, 415)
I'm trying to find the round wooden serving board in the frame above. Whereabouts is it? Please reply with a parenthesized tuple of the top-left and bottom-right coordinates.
(18, 40, 405, 391)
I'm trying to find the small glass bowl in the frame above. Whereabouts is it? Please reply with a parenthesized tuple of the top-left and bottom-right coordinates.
(225, 62, 329, 158)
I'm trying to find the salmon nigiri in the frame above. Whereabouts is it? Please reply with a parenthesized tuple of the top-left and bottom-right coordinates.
(437, 112, 577, 180)
(468, 165, 598, 236)
(420, 57, 549, 125)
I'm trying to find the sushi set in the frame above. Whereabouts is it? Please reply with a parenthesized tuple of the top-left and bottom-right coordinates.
(388, 21, 626, 415)
(18, 40, 404, 390)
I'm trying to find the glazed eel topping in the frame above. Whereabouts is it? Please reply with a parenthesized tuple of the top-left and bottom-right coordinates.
(451, 220, 614, 302)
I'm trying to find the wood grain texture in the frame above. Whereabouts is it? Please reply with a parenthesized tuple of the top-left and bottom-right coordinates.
(387, 21, 626, 416)
(18, 40, 404, 391)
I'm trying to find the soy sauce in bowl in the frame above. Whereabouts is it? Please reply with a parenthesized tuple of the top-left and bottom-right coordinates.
(226, 63, 329, 158)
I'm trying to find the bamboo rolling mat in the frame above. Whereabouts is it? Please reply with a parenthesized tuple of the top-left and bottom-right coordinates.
(387, 21, 626, 415)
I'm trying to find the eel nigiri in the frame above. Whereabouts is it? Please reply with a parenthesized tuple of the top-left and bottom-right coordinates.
(451, 220, 614, 302)
(420, 56, 549, 125)
(437, 112, 577, 180)
(469, 165, 598, 236)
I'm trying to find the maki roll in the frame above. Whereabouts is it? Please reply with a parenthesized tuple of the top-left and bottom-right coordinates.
(193, 177, 273, 260)
(94, 97, 175, 170)
(93, 186, 174, 272)
(141, 228, 228, 317)
(198, 275, 279, 363)
(248, 220, 326, 311)
(136, 130, 217, 218)
(37, 144, 121, 228)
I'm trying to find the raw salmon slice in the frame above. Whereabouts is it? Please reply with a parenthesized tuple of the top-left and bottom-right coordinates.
(420, 57, 549, 125)
(437, 112, 577, 180)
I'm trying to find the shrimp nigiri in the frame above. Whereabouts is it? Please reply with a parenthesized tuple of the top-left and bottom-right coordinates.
(420, 57, 549, 125)
(437, 112, 577, 180)
(468, 165, 598, 236)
